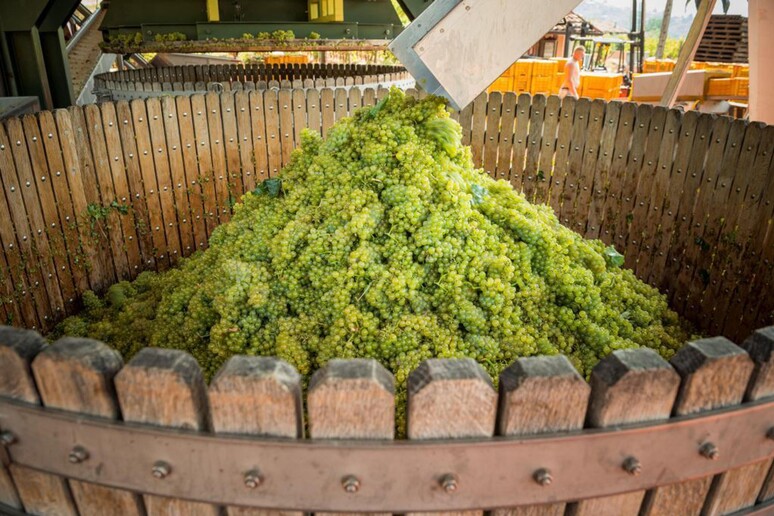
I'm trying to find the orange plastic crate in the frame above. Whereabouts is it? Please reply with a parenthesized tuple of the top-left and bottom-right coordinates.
(530, 76, 553, 95)
(531, 60, 556, 78)
(706, 78, 736, 97)
(487, 76, 513, 93)
(734, 77, 749, 97)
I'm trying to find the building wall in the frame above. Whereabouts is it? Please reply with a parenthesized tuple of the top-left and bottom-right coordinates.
(748, 0, 772, 124)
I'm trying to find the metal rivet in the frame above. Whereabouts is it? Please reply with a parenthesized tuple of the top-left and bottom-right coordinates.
(32, 137, 37, 142)
(623, 457, 642, 476)
(534, 468, 552, 486)
(244, 469, 262, 489)
(700, 442, 719, 460)
(0, 431, 16, 446)
(342, 476, 360, 493)
(152, 461, 171, 479)
(440, 474, 458, 493)
(68, 446, 89, 463)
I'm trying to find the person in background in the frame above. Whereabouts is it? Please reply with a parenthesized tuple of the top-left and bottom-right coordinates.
(559, 46, 585, 99)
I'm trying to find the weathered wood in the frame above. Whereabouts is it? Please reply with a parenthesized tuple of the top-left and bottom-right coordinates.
(264, 89, 282, 177)
(570, 99, 605, 234)
(584, 99, 620, 239)
(534, 95, 561, 204)
(205, 92, 231, 224)
(115, 348, 218, 515)
(0, 326, 78, 515)
(640, 337, 754, 515)
(522, 94, 547, 201)
(569, 348, 680, 516)
(31, 337, 145, 515)
(548, 96, 577, 213)
(221, 92, 245, 203)
(494, 92, 517, 181)
(494, 355, 590, 516)
(278, 88, 295, 166)
(471, 93, 489, 167)
(510, 94, 532, 192)
(308, 359, 394, 440)
(210, 356, 304, 516)
(558, 98, 591, 227)
(320, 88, 335, 137)
(190, 94, 219, 238)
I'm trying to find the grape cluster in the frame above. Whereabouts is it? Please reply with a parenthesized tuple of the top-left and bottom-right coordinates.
(54, 89, 690, 432)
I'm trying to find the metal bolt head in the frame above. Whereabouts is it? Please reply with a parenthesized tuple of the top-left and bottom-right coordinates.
(0, 431, 17, 446)
(700, 442, 719, 460)
(68, 446, 89, 463)
(622, 457, 642, 476)
(152, 461, 172, 479)
(440, 474, 458, 493)
(244, 469, 262, 489)
(533, 468, 552, 486)
(342, 475, 360, 493)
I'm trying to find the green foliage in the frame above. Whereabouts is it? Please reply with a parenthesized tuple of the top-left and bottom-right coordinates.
(271, 30, 295, 41)
(153, 32, 187, 43)
(309, 32, 321, 40)
(58, 89, 690, 432)
(256, 32, 271, 40)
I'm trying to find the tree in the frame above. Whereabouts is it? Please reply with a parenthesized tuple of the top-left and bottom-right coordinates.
(656, 0, 674, 58)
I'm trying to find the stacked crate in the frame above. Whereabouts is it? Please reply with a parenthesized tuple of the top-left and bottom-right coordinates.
(580, 73, 624, 100)
(529, 60, 556, 95)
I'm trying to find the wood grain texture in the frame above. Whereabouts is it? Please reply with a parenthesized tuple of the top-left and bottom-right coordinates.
(31, 337, 145, 515)
(115, 348, 218, 515)
(0, 326, 78, 515)
(570, 348, 680, 516)
(308, 358, 394, 440)
(640, 337, 754, 515)
(495, 355, 590, 516)
(210, 356, 303, 516)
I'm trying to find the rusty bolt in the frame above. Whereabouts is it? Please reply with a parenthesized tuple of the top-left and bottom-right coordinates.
(700, 442, 719, 460)
(622, 457, 642, 476)
(68, 446, 89, 464)
(152, 461, 172, 479)
(0, 431, 16, 446)
(244, 469, 262, 489)
(440, 474, 458, 493)
(342, 475, 360, 493)
(533, 468, 553, 487)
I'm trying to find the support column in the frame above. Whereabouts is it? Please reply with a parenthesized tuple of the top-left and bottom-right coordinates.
(39, 28, 74, 108)
(748, 0, 772, 124)
(4, 29, 53, 109)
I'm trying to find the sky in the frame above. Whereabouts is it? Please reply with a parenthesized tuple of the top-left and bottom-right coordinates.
(596, 0, 749, 16)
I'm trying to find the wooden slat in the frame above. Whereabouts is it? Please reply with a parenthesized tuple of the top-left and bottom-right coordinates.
(248, 90, 270, 185)
(522, 94, 547, 201)
(209, 356, 304, 516)
(510, 94, 532, 192)
(584, 100, 620, 239)
(494, 92, 517, 181)
(221, 92, 244, 202)
(597, 102, 635, 246)
(115, 348, 219, 515)
(190, 94, 219, 238)
(306, 88, 322, 135)
(320, 88, 335, 137)
(458, 97, 474, 147)
(20, 115, 77, 317)
(634, 108, 682, 280)
(114, 101, 157, 270)
(558, 98, 591, 226)
(702, 327, 774, 513)
(98, 103, 143, 277)
(31, 337, 145, 515)
(3, 119, 62, 321)
(348, 87, 362, 113)
(646, 111, 700, 287)
(175, 96, 208, 253)
(568, 99, 606, 234)
(482, 92, 501, 177)
(333, 87, 348, 124)
(83, 104, 132, 279)
(407, 359, 496, 516)
(534, 95, 561, 205)
(263, 89, 282, 178)
(235, 91, 257, 194)
(205, 92, 231, 224)
(640, 337, 754, 515)
(0, 326, 77, 515)
(494, 355, 590, 516)
(548, 96, 577, 213)
(130, 99, 170, 270)
(278, 88, 295, 166)
(292, 88, 307, 152)
(570, 349, 680, 515)
(469, 92, 488, 168)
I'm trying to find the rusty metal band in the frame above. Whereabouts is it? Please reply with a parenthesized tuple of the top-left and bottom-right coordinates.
(1, 397, 773, 512)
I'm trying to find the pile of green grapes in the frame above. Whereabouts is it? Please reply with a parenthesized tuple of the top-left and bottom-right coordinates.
(56, 88, 689, 424)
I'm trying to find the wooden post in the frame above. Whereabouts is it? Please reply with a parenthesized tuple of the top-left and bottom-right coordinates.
(640, 337, 754, 514)
(407, 358, 497, 516)
(568, 348, 680, 515)
(31, 337, 145, 515)
(659, 0, 717, 107)
(495, 355, 590, 516)
(115, 348, 219, 516)
(0, 327, 78, 514)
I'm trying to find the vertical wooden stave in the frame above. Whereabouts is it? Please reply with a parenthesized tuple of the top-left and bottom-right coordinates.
(494, 92, 517, 182)
(522, 94, 547, 201)
(548, 96, 577, 214)
(584, 99, 621, 240)
(534, 95, 561, 205)
(221, 92, 245, 201)
(205, 92, 231, 225)
(482, 92, 502, 178)
(510, 94, 532, 192)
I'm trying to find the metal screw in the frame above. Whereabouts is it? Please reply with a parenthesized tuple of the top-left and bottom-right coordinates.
(440, 474, 458, 493)
(622, 457, 642, 476)
(0, 431, 17, 446)
(244, 469, 262, 489)
(700, 442, 719, 460)
(152, 461, 171, 479)
(342, 475, 360, 493)
(68, 446, 89, 463)
(533, 468, 552, 486)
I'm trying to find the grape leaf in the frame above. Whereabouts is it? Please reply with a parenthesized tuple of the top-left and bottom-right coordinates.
(470, 183, 489, 206)
(253, 177, 283, 197)
(604, 245, 625, 268)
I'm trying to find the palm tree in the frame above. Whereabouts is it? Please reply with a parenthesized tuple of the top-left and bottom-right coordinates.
(655, 0, 674, 58)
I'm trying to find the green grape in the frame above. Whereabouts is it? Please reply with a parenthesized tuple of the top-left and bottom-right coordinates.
(54, 88, 691, 435)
